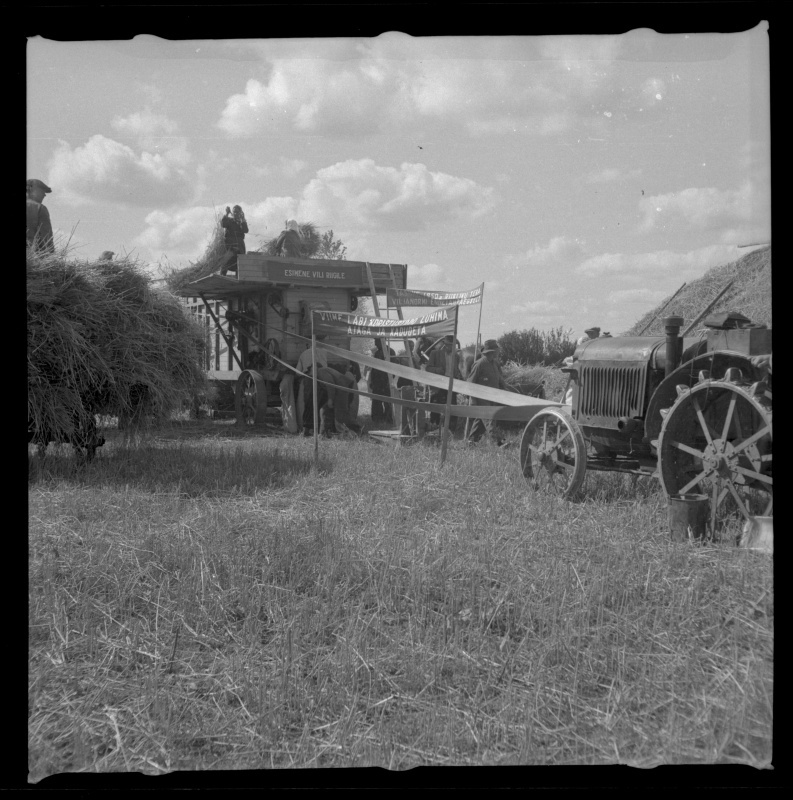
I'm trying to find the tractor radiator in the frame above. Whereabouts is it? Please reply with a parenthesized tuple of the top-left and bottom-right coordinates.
(577, 362, 649, 429)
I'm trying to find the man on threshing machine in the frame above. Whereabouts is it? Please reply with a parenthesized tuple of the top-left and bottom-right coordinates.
(220, 205, 248, 276)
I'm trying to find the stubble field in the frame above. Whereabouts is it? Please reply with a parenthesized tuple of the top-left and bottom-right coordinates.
(28, 419, 773, 777)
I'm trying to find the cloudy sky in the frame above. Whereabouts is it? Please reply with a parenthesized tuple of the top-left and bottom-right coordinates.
(27, 25, 770, 344)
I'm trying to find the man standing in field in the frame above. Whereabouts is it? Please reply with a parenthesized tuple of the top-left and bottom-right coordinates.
(465, 339, 515, 445)
(26, 179, 55, 254)
(425, 335, 462, 432)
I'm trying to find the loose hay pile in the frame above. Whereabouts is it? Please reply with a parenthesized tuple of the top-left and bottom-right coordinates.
(165, 216, 227, 295)
(28, 248, 208, 439)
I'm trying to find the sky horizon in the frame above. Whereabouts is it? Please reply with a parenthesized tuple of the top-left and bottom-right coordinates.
(27, 26, 770, 346)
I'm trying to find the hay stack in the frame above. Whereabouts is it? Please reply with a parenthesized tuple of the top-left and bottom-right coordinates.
(28, 248, 208, 438)
(627, 246, 772, 336)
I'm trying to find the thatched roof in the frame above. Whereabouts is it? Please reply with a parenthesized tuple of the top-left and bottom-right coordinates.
(28, 248, 208, 437)
(626, 246, 772, 336)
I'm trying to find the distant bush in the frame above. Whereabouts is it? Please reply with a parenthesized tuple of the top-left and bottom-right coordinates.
(497, 327, 576, 366)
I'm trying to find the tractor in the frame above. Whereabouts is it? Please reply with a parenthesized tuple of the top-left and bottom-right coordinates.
(519, 313, 772, 535)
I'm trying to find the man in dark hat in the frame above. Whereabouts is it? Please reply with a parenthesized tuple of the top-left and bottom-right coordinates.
(465, 339, 515, 444)
(426, 335, 462, 432)
(26, 179, 55, 254)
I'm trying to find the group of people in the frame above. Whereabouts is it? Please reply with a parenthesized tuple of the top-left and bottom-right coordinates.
(362, 333, 516, 445)
(282, 332, 516, 445)
(220, 205, 305, 275)
(290, 340, 361, 437)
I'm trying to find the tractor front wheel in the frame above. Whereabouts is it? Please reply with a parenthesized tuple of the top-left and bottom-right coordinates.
(519, 407, 587, 499)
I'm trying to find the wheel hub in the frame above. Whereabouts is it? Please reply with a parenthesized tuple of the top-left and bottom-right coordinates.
(701, 439, 743, 482)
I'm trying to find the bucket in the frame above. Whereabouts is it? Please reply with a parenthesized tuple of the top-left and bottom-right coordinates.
(668, 493, 709, 542)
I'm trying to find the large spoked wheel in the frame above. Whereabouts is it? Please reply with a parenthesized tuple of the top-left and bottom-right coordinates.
(519, 408, 587, 498)
(658, 379, 772, 537)
(235, 370, 268, 426)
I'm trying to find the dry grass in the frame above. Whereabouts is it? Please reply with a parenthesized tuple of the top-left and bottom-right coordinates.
(29, 423, 773, 775)
(627, 246, 771, 337)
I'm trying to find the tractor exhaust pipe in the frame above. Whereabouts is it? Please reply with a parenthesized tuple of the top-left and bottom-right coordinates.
(664, 316, 685, 377)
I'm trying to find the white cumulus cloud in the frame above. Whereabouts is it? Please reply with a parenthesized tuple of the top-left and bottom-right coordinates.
(638, 184, 754, 233)
(575, 244, 751, 278)
(506, 236, 586, 273)
(216, 33, 626, 139)
(298, 159, 495, 232)
(48, 134, 193, 207)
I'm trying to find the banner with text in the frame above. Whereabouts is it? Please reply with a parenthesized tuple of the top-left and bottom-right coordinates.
(313, 305, 458, 339)
(386, 284, 483, 309)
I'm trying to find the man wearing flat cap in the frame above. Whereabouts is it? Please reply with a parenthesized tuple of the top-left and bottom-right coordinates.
(576, 326, 600, 347)
(466, 339, 515, 444)
(27, 179, 55, 254)
(426, 335, 462, 432)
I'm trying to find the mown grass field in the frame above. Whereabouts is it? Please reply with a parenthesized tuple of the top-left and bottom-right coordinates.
(28, 418, 773, 777)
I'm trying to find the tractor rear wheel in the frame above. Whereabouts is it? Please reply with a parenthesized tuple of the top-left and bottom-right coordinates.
(657, 377, 772, 539)
(519, 407, 587, 498)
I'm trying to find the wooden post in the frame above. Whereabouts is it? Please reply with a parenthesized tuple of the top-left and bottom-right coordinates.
(474, 282, 484, 356)
(312, 316, 319, 464)
(440, 309, 459, 467)
(388, 263, 413, 427)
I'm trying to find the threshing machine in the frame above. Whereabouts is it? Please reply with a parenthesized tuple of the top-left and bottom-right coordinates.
(177, 253, 407, 423)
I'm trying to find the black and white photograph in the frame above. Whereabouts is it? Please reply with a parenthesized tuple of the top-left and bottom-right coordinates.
(28, 16, 772, 779)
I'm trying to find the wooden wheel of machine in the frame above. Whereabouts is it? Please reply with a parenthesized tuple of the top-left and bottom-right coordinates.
(235, 370, 268, 426)
(519, 407, 587, 498)
(657, 373, 772, 537)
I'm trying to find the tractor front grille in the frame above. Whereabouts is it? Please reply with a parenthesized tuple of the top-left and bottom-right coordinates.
(578, 361, 648, 429)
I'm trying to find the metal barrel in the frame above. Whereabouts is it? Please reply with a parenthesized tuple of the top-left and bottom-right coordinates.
(668, 493, 709, 542)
